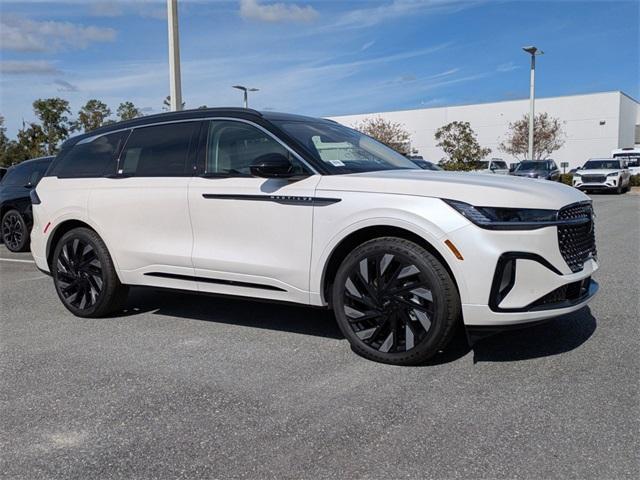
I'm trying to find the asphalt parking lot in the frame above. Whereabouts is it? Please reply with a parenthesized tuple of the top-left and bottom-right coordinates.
(1, 193, 638, 480)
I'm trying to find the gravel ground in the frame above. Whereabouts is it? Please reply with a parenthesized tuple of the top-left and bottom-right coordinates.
(1, 194, 638, 480)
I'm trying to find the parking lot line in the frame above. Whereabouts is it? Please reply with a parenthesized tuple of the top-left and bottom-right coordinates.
(0, 258, 35, 264)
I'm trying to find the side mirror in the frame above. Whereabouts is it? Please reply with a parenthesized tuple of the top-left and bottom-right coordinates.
(250, 153, 295, 178)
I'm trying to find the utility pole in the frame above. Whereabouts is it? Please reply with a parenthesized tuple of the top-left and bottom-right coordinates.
(167, 0, 183, 111)
(522, 46, 543, 160)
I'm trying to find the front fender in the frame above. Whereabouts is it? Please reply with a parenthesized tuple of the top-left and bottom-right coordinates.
(309, 193, 470, 306)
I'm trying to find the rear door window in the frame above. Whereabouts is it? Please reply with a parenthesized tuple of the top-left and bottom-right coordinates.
(27, 160, 52, 186)
(119, 122, 198, 177)
(50, 131, 129, 178)
(1, 163, 31, 186)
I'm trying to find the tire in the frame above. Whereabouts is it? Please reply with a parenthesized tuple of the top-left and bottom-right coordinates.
(331, 237, 460, 365)
(1, 209, 29, 252)
(51, 227, 128, 318)
(616, 184, 623, 194)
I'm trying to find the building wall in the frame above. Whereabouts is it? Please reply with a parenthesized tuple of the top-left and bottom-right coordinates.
(618, 93, 639, 148)
(329, 91, 638, 170)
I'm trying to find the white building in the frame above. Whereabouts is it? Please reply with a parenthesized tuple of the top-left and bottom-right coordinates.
(329, 91, 639, 170)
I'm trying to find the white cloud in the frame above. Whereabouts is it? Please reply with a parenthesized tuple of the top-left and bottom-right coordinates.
(334, 0, 480, 29)
(54, 79, 79, 92)
(497, 62, 519, 72)
(239, 0, 319, 23)
(0, 60, 60, 75)
(361, 40, 376, 51)
(0, 16, 116, 52)
(89, 1, 124, 17)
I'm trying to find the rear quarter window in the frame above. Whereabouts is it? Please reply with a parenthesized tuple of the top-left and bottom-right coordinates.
(49, 131, 129, 178)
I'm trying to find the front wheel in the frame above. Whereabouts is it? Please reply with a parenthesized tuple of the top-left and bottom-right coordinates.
(52, 227, 128, 317)
(332, 237, 460, 365)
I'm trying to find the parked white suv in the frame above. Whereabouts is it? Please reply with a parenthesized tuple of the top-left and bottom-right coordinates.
(472, 158, 509, 175)
(31, 109, 598, 365)
(573, 158, 631, 194)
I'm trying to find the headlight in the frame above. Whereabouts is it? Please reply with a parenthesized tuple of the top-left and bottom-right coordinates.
(573, 173, 581, 178)
(443, 199, 558, 230)
(606, 172, 619, 177)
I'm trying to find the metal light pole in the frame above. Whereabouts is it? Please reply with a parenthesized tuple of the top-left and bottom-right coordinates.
(167, 0, 183, 111)
(232, 85, 259, 108)
(522, 46, 543, 160)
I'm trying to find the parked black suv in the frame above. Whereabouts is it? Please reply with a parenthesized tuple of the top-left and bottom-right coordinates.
(0, 156, 54, 252)
(510, 160, 561, 181)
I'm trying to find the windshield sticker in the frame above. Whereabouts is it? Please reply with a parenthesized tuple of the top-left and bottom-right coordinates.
(329, 160, 345, 167)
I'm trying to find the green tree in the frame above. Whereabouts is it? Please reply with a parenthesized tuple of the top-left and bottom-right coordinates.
(32, 98, 72, 155)
(434, 121, 491, 171)
(117, 101, 142, 121)
(498, 112, 565, 160)
(14, 123, 47, 162)
(76, 99, 112, 132)
(353, 116, 412, 155)
(0, 116, 11, 166)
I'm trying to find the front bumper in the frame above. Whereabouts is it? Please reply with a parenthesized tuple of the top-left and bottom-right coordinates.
(445, 219, 598, 328)
(573, 178, 619, 190)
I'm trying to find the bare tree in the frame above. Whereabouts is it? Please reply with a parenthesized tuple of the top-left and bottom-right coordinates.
(353, 116, 412, 155)
(499, 112, 565, 160)
(434, 121, 491, 171)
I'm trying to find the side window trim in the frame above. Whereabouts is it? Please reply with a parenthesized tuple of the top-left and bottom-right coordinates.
(113, 129, 134, 176)
(200, 118, 317, 177)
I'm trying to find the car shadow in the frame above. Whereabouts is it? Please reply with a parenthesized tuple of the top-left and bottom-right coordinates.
(118, 288, 596, 365)
(120, 287, 344, 339)
(471, 307, 597, 363)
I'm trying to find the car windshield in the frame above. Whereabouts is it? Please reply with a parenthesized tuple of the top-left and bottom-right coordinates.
(273, 120, 418, 174)
(515, 161, 546, 171)
(583, 160, 621, 169)
(492, 161, 508, 169)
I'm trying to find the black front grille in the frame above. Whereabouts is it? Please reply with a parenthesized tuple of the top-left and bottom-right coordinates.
(557, 202, 597, 273)
(582, 175, 606, 183)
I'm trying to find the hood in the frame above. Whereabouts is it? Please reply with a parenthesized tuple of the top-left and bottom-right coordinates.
(512, 170, 546, 177)
(316, 169, 588, 210)
(576, 169, 621, 175)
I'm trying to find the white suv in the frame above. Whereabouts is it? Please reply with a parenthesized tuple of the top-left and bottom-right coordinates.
(31, 109, 598, 365)
(573, 158, 631, 194)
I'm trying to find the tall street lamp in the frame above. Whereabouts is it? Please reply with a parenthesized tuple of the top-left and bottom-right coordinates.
(167, 0, 183, 111)
(232, 85, 259, 108)
(522, 45, 543, 160)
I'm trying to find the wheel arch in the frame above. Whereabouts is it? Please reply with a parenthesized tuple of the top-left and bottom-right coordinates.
(46, 219, 97, 268)
(320, 224, 460, 307)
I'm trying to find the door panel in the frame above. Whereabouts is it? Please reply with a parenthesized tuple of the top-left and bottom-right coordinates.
(88, 122, 199, 287)
(188, 119, 320, 303)
(89, 177, 193, 274)
(189, 175, 321, 303)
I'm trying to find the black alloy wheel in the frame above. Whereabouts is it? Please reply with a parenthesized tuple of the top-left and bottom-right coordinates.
(1, 210, 29, 252)
(52, 227, 128, 317)
(56, 237, 104, 310)
(332, 237, 460, 365)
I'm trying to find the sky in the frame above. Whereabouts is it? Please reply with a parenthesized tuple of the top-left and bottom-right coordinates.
(1, 0, 638, 136)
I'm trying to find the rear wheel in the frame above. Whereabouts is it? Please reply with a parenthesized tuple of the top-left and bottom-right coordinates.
(2, 210, 29, 252)
(52, 227, 128, 317)
(332, 237, 460, 365)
